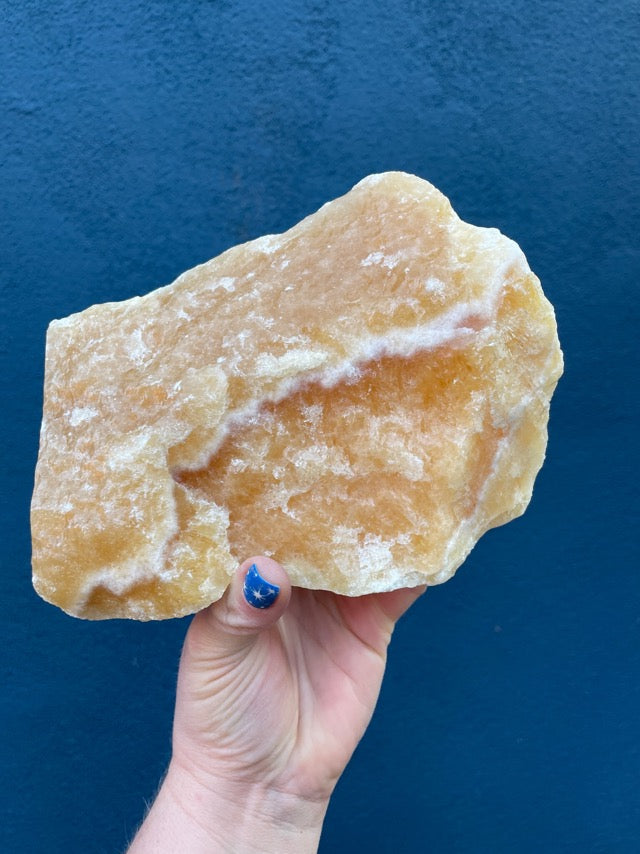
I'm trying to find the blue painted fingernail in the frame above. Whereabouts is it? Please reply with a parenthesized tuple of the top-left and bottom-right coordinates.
(243, 563, 280, 609)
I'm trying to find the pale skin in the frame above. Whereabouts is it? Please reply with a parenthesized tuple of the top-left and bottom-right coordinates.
(127, 556, 426, 853)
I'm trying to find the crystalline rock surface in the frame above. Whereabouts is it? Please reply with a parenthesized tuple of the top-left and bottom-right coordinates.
(31, 172, 563, 620)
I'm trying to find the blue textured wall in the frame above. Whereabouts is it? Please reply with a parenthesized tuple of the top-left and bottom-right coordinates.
(2, 2, 638, 851)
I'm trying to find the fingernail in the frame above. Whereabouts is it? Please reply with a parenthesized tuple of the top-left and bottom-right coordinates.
(243, 563, 280, 609)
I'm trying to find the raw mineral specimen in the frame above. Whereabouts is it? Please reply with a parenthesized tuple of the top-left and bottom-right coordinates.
(31, 172, 563, 620)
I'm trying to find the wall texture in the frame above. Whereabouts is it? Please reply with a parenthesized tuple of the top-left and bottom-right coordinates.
(2, 1, 638, 851)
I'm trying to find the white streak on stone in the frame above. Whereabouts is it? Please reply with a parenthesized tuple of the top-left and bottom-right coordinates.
(217, 277, 236, 292)
(361, 251, 385, 266)
(69, 406, 98, 427)
(424, 276, 446, 297)
(251, 234, 284, 255)
(254, 349, 330, 378)
(358, 535, 394, 573)
(126, 327, 150, 366)
(361, 250, 403, 269)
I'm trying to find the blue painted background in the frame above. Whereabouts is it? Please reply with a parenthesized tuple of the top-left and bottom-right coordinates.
(2, 1, 638, 851)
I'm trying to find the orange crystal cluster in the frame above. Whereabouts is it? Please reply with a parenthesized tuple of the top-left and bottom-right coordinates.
(31, 173, 563, 619)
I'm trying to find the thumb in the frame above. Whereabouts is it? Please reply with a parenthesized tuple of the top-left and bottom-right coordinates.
(187, 556, 291, 662)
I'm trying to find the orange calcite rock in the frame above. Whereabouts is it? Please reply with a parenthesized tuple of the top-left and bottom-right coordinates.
(31, 172, 563, 620)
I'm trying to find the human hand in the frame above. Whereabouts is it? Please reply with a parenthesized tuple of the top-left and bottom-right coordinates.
(128, 557, 425, 853)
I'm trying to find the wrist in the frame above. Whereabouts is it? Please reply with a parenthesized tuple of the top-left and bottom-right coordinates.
(129, 757, 329, 854)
